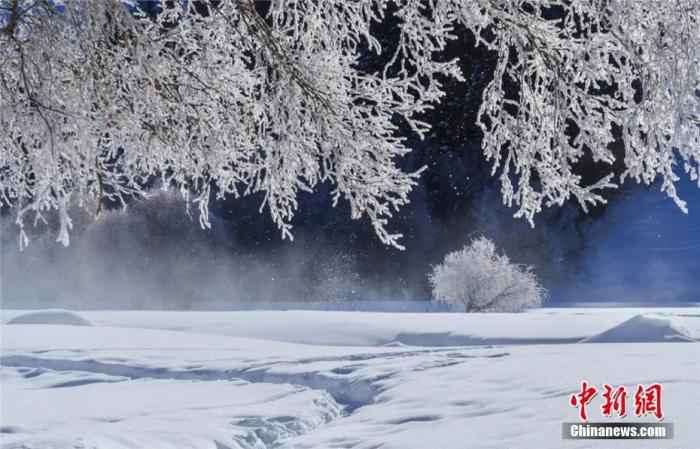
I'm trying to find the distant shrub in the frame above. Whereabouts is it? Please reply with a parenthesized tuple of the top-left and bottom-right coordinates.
(429, 237, 546, 312)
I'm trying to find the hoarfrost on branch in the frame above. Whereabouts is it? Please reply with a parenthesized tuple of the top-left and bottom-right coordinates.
(1, 0, 698, 248)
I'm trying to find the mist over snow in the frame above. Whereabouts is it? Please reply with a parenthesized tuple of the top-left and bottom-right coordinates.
(555, 177, 700, 305)
(0, 183, 588, 310)
(2, 178, 699, 309)
(0, 191, 367, 309)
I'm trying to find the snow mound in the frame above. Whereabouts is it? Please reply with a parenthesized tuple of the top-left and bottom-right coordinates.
(382, 340, 409, 347)
(582, 314, 695, 343)
(5, 310, 92, 327)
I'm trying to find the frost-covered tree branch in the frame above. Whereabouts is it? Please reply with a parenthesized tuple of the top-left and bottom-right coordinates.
(0, 0, 461, 249)
(473, 0, 700, 222)
(1, 0, 698, 249)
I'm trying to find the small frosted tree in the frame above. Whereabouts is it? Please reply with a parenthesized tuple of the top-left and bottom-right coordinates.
(429, 237, 545, 312)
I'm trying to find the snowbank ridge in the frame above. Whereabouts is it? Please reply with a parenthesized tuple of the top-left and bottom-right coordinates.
(5, 310, 92, 326)
(582, 314, 696, 343)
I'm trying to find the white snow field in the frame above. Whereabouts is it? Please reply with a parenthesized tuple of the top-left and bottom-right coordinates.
(1, 308, 699, 449)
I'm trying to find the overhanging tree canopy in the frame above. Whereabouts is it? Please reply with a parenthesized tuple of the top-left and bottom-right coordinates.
(1, 0, 698, 249)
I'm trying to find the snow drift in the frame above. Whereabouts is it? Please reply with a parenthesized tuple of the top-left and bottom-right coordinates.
(5, 310, 92, 326)
(582, 314, 696, 343)
(2, 310, 700, 449)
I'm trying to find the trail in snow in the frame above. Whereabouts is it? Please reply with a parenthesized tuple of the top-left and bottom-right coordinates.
(1, 365, 343, 449)
(0, 354, 380, 412)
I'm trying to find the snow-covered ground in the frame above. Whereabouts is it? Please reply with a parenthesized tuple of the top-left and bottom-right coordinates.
(1, 308, 699, 449)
